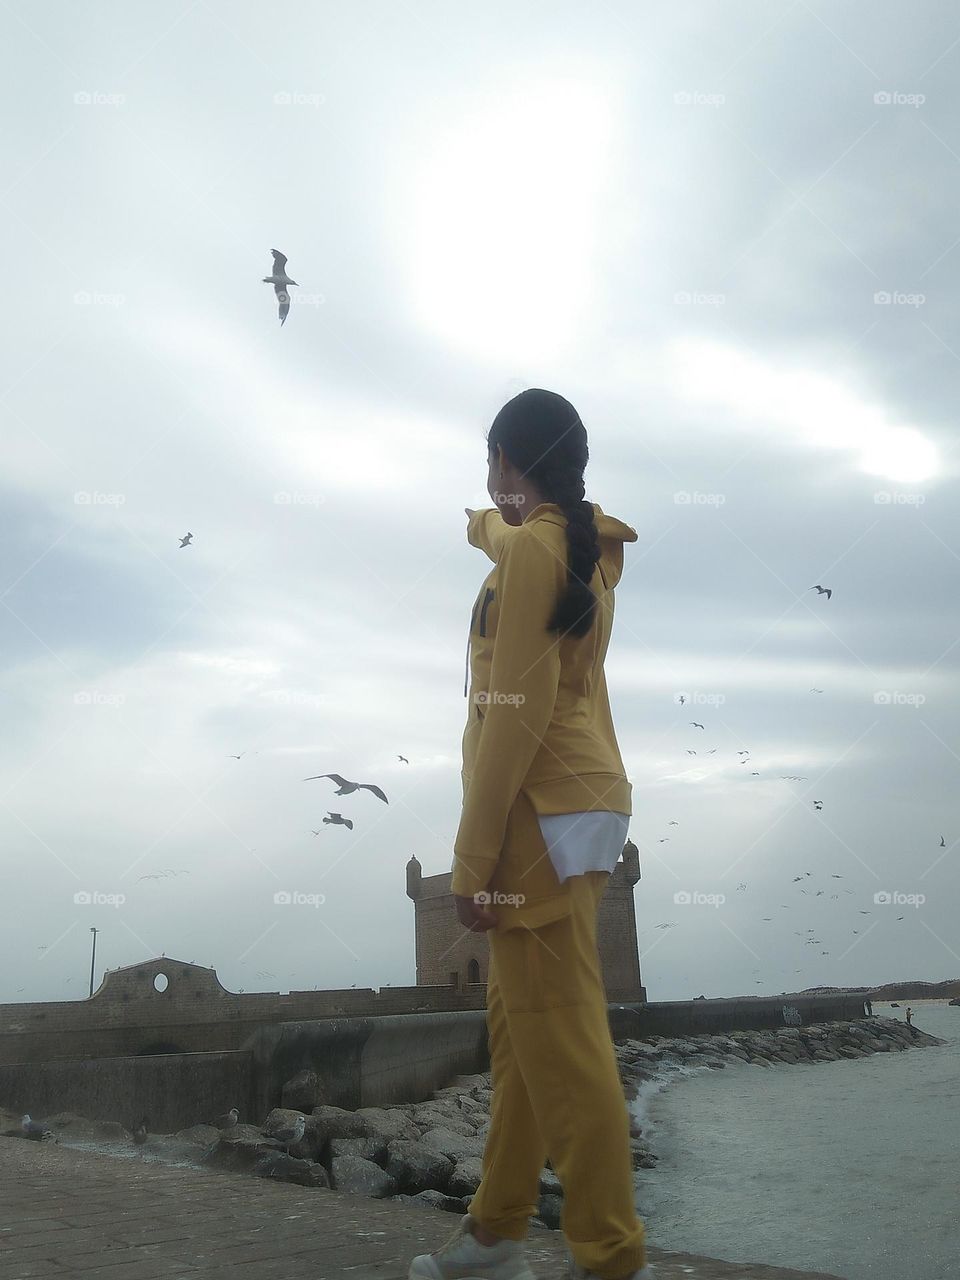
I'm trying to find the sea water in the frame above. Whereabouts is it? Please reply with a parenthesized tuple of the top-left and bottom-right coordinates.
(630, 1001, 960, 1279)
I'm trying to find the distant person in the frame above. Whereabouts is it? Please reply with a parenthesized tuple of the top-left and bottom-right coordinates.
(865, 998, 873, 1016)
(408, 390, 651, 1279)
(906, 1006, 918, 1038)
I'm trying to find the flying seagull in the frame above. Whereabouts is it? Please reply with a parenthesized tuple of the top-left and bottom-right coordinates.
(686, 749, 697, 756)
(810, 585, 832, 599)
(813, 800, 823, 810)
(668, 820, 679, 825)
(690, 722, 704, 730)
(810, 688, 824, 693)
(940, 835, 946, 847)
(304, 773, 388, 803)
(737, 751, 750, 757)
(262, 250, 299, 325)
(398, 755, 409, 763)
(227, 753, 245, 760)
(658, 837, 670, 842)
(750, 771, 759, 776)
(323, 812, 353, 830)
(678, 695, 686, 705)
(179, 533, 192, 548)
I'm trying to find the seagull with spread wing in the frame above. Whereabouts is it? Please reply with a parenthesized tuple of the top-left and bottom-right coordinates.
(262, 250, 299, 325)
(304, 773, 389, 803)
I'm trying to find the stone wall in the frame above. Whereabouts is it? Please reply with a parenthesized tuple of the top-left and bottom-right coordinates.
(0, 1050, 254, 1133)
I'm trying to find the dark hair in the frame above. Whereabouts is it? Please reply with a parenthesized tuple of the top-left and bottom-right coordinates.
(487, 388, 601, 638)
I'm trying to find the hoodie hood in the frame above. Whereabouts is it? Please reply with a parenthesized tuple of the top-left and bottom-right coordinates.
(524, 502, 638, 589)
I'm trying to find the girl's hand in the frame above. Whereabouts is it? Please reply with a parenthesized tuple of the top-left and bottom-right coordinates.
(455, 892, 498, 932)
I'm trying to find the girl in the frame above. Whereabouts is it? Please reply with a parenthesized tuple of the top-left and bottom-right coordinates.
(408, 389, 652, 1280)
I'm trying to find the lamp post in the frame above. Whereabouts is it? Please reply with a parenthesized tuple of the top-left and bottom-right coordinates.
(89, 927, 99, 997)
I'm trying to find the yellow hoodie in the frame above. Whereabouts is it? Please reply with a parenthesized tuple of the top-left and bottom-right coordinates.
(451, 502, 638, 923)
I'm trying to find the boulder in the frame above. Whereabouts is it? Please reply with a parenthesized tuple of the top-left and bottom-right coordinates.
(447, 1155, 485, 1198)
(310, 1105, 372, 1140)
(420, 1127, 486, 1161)
(175, 1124, 220, 1146)
(331, 1154, 398, 1198)
(411, 1109, 477, 1138)
(538, 1193, 564, 1230)
(385, 1139, 454, 1194)
(355, 1107, 421, 1143)
(393, 1190, 464, 1213)
(281, 1069, 324, 1112)
(254, 1151, 329, 1188)
(202, 1133, 281, 1171)
(330, 1136, 389, 1166)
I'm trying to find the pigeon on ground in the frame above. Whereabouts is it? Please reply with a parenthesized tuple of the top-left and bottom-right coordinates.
(262, 250, 298, 325)
(304, 773, 388, 803)
(210, 1107, 239, 1131)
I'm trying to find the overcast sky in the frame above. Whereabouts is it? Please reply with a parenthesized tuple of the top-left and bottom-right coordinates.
(2, 1, 959, 1007)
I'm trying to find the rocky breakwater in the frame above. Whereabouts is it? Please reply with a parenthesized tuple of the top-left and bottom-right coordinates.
(616, 1015, 943, 1091)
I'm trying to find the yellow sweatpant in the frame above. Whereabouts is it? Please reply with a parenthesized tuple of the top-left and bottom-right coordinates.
(467, 870, 647, 1278)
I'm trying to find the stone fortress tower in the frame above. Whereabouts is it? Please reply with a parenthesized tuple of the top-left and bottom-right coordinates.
(406, 840, 646, 1002)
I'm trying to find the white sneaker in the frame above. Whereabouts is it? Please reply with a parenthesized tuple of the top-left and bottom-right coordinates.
(408, 1213, 536, 1280)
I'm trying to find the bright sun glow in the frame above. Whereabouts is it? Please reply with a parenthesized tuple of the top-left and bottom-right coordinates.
(667, 337, 939, 484)
(403, 71, 617, 366)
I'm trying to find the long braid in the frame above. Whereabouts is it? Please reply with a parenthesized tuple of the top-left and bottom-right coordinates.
(540, 463, 601, 638)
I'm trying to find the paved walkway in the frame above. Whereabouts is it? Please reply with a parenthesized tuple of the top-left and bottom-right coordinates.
(0, 1137, 844, 1279)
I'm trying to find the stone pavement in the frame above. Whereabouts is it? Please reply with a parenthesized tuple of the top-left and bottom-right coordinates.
(0, 1137, 845, 1280)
